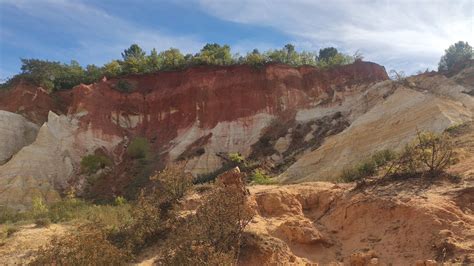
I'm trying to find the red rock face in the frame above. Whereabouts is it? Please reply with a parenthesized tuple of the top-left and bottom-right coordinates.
(60, 61, 387, 149)
(0, 80, 67, 124)
(0, 62, 388, 155)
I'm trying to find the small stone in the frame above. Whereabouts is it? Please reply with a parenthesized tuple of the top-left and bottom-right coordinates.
(369, 258, 379, 265)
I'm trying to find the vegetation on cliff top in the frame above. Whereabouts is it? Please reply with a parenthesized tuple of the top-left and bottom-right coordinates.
(1, 43, 357, 92)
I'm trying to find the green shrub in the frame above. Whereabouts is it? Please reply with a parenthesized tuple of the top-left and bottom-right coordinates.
(340, 167, 363, 182)
(114, 196, 127, 206)
(372, 149, 396, 167)
(81, 154, 112, 175)
(229, 152, 244, 164)
(250, 169, 275, 185)
(12, 197, 133, 229)
(0, 224, 20, 243)
(339, 149, 397, 182)
(127, 137, 150, 159)
(31, 196, 48, 219)
(115, 80, 134, 92)
(357, 160, 377, 177)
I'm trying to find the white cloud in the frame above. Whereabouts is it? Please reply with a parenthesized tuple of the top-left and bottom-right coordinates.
(0, 0, 204, 67)
(197, 0, 473, 73)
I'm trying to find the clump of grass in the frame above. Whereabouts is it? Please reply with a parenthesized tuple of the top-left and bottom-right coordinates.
(340, 149, 396, 182)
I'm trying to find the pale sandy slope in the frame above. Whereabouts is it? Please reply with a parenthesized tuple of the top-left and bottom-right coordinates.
(279, 70, 474, 183)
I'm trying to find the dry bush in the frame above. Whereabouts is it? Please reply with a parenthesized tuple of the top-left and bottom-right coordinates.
(110, 163, 193, 255)
(150, 162, 194, 203)
(160, 178, 254, 265)
(31, 224, 128, 266)
(415, 132, 454, 175)
(109, 191, 162, 255)
(388, 131, 455, 177)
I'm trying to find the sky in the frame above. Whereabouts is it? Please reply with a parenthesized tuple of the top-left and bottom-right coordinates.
(0, 0, 472, 80)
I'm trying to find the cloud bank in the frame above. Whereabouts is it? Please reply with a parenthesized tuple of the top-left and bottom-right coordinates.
(197, 0, 473, 73)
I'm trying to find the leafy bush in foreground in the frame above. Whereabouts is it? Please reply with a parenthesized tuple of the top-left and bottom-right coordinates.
(111, 163, 193, 254)
(160, 178, 253, 265)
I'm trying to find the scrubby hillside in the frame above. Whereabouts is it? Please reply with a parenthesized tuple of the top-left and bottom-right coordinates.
(2, 121, 474, 265)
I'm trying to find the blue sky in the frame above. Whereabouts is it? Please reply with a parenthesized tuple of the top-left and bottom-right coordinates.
(0, 0, 472, 80)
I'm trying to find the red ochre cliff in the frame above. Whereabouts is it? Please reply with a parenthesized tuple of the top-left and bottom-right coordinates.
(65, 61, 386, 145)
(0, 61, 388, 203)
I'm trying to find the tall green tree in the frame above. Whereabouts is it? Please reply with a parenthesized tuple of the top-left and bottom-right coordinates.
(85, 64, 103, 83)
(265, 49, 286, 64)
(194, 43, 233, 65)
(20, 58, 63, 92)
(438, 41, 473, 72)
(103, 60, 122, 78)
(244, 49, 266, 66)
(159, 48, 185, 70)
(146, 48, 161, 73)
(122, 44, 146, 61)
(55, 60, 86, 90)
(318, 47, 338, 63)
(121, 44, 147, 74)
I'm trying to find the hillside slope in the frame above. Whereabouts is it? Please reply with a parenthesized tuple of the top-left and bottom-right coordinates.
(280, 68, 474, 183)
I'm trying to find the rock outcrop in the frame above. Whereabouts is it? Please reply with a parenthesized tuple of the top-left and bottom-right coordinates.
(0, 111, 38, 165)
(0, 111, 121, 209)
